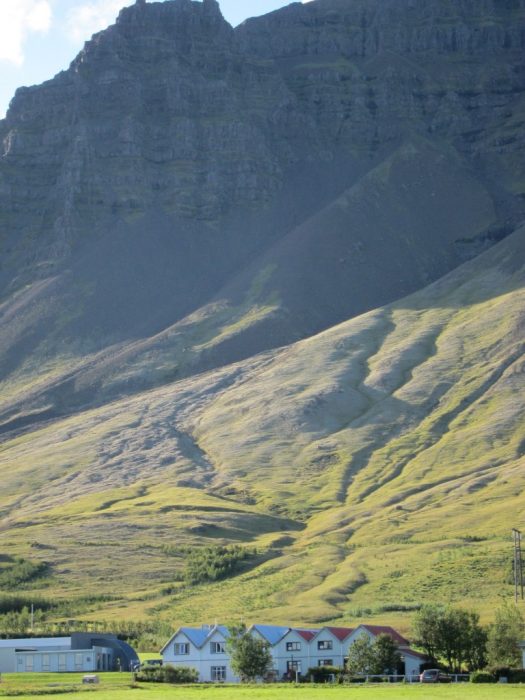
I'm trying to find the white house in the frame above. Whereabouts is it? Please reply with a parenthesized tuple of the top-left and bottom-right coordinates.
(160, 622, 427, 681)
(270, 627, 318, 678)
(347, 624, 425, 676)
(310, 627, 354, 669)
(161, 624, 237, 682)
(0, 633, 139, 674)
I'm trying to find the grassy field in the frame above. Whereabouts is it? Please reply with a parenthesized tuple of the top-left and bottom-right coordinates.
(1, 675, 525, 700)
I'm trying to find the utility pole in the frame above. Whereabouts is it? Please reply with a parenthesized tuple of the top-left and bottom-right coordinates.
(512, 528, 524, 602)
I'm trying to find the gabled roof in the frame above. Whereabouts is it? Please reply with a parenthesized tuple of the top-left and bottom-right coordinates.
(295, 629, 319, 642)
(358, 624, 409, 646)
(310, 626, 354, 643)
(402, 648, 428, 660)
(250, 624, 290, 645)
(160, 624, 229, 653)
(325, 626, 355, 641)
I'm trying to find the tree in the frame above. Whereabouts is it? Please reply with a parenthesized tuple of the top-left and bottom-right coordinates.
(412, 605, 442, 663)
(487, 602, 524, 669)
(413, 605, 487, 672)
(346, 634, 374, 675)
(372, 633, 402, 674)
(226, 624, 272, 682)
(346, 633, 401, 675)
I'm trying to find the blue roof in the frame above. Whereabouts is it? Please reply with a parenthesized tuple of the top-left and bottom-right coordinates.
(180, 627, 209, 648)
(251, 624, 290, 645)
(179, 625, 230, 649)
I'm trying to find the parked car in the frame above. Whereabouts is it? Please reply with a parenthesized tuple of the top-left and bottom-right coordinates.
(420, 669, 452, 683)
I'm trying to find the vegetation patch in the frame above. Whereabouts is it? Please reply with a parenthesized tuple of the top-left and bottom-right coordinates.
(182, 545, 258, 585)
(0, 559, 49, 590)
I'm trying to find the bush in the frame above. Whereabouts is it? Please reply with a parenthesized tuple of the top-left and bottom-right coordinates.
(306, 665, 341, 682)
(470, 671, 496, 683)
(509, 670, 525, 683)
(163, 665, 199, 683)
(0, 559, 49, 588)
(183, 545, 257, 585)
(489, 666, 511, 680)
(135, 665, 198, 684)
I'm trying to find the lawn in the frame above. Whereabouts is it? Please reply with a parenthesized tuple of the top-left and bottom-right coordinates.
(1, 676, 525, 700)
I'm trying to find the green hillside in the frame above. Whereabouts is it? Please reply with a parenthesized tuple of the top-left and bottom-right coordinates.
(0, 225, 523, 635)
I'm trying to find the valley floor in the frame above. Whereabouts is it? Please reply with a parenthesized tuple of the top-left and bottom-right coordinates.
(1, 674, 525, 699)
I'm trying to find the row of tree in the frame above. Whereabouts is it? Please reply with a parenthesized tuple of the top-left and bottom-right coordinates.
(413, 602, 523, 672)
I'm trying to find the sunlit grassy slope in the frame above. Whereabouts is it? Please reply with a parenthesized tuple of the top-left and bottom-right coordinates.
(0, 226, 523, 633)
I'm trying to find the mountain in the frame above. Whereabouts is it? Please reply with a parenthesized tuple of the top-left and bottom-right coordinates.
(0, 0, 524, 630)
(1, 0, 524, 430)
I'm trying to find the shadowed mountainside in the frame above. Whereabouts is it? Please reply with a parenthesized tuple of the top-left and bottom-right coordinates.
(0, 0, 524, 433)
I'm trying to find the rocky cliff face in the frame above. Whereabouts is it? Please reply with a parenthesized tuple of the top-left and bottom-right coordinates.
(0, 0, 524, 429)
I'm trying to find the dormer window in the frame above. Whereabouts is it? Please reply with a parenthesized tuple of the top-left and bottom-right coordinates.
(210, 641, 226, 654)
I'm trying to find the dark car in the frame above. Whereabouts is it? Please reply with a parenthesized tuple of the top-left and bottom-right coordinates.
(420, 669, 452, 683)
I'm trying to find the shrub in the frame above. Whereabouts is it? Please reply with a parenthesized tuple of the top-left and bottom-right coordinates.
(0, 559, 49, 588)
(306, 665, 341, 682)
(183, 545, 257, 585)
(135, 665, 198, 684)
(470, 671, 496, 683)
(509, 670, 525, 683)
(489, 666, 511, 680)
(163, 665, 199, 683)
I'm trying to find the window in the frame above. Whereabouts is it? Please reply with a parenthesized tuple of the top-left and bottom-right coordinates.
(317, 640, 333, 650)
(58, 654, 66, 672)
(211, 666, 226, 681)
(318, 659, 333, 666)
(42, 654, 50, 671)
(75, 653, 83, 670)
(287, 660, 301, 672)
(25, 655, 34, 672)
(174, 643, 190, 655)
(286, 642, 301, 651)
(210, 641, 226, 654)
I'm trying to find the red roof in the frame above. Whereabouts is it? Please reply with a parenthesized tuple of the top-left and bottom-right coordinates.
(403, 648, 428, 660)
(295, 629, 318, 641)
(325, 627, 355, 641)
(360, 625, 409, 646)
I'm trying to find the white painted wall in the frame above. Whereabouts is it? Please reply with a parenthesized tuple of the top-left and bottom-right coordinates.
(15, 645, 113, 673)
(162, 628, 238, 682)
(403, 652, 423, 677)
(271, 630, 313, 678)
(0, 638, 71, 674)
(311, 629, 347, 668)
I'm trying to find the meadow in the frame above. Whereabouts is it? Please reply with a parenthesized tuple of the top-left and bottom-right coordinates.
(1, 675, 525, 700)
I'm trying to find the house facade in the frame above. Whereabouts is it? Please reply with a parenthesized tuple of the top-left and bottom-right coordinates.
(0, 633, 139, 674)
(161, 622, 427, 681)
(161, 624, 238, 682)
(347, 624, 424, 677)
